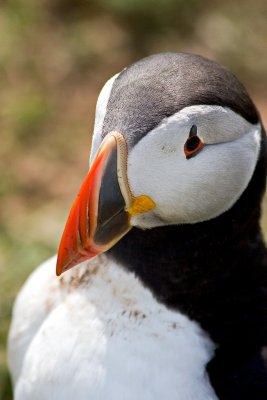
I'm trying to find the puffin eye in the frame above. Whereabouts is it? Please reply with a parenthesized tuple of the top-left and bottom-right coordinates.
(184, 125, 204, 159)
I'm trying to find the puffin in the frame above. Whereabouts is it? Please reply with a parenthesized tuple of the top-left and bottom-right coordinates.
(8, 52, 267, 400)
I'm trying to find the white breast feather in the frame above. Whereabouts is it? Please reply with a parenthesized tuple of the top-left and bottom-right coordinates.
(8, 255, 217, 400)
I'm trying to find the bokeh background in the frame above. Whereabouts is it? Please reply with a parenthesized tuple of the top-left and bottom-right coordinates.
(0, 0, 267, 398)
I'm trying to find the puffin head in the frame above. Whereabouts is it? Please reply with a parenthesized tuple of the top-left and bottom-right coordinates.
(56, 52, 265, 275)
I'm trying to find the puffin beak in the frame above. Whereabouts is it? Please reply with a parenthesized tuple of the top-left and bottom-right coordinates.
(56, 132, 155, 276)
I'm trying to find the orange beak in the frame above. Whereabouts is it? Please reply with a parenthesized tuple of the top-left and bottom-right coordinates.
(56, 132, 155, 276)
(56, 132, 132, 275)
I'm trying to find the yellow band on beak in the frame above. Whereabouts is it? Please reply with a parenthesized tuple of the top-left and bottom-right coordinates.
(127, 195, 156, 216)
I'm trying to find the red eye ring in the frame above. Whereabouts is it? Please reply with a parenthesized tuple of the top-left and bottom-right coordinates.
(184, 135, 204, 159)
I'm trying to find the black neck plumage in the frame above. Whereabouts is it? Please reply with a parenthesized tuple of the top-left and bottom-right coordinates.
(109, 197, 267, 346)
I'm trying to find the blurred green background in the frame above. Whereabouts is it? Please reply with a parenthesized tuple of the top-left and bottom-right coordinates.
(0, 0, 267, 398)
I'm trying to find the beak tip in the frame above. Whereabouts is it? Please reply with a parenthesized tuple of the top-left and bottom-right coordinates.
(55, 249, 76, 276)
(55, 247, 99, 276)
(56, 257, 65, 276)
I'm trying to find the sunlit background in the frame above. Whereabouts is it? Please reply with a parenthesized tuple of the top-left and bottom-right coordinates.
(0, 0, 267, 397)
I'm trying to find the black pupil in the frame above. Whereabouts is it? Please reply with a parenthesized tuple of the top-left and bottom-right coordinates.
(185, 136, 200, 152)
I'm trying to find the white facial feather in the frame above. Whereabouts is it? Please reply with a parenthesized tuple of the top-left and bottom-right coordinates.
(127, 106, 261, 228)
(90, 73, 120, 165)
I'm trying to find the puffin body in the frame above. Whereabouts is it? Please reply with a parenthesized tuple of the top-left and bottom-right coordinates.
(8, 53, 267, 399)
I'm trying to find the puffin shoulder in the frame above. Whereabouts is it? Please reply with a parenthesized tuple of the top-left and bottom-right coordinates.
(8, 256, 60, 384)
(7, 255, 106, 385)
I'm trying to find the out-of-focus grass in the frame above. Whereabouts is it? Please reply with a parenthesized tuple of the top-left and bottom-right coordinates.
(0, 0, 267, 398)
